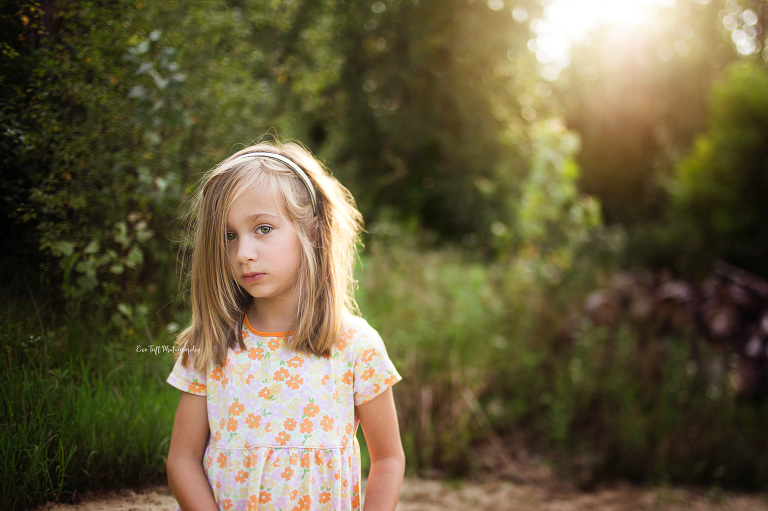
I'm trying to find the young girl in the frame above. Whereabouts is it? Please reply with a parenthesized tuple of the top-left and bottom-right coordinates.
(166, 141, 404, 511)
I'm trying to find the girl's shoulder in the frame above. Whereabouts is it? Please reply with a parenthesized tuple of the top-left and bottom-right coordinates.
(339, 314, 388, 353)
(340, 313, 379, 339)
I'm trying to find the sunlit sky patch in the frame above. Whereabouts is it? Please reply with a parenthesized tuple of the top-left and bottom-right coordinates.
(528, 0, 678, 80)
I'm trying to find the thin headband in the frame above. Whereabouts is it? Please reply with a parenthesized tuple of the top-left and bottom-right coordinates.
(233, 151, 318, 216)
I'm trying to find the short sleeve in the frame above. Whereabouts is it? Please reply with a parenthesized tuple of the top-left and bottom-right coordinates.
(352, 322, 402, 406)
(167, 355, 208, 396)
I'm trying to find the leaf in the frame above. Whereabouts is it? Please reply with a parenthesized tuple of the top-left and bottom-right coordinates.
(56, 241, 76, 256)
(84, 240, 100, 254)
(117, 303, 132, 317)
(125, 246, 144, 268)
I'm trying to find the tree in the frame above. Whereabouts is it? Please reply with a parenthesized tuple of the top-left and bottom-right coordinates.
(669, 61, 768, 276)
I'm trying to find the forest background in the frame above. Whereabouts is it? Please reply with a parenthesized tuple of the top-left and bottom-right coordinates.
(2, 0, 768, 509)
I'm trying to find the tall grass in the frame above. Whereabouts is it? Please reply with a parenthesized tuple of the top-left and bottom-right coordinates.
(1, 300, 178, 510)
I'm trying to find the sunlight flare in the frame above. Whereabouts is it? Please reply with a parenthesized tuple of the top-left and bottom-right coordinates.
(531, 0, 678, 80)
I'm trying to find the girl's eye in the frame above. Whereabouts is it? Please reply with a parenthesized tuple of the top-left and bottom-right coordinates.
(225, 232, 237, 242)
(257, 226, 273, 235)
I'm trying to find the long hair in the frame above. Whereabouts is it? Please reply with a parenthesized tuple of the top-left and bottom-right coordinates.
(176, 140, 364, 371)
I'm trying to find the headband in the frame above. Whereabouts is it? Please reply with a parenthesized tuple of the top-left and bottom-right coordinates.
(233, 151, 318, 216)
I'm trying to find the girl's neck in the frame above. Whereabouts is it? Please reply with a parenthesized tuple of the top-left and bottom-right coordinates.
(246, 298, 296, 334)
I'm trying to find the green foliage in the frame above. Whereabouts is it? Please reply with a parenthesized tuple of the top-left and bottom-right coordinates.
(668, 61, 768, 275)
(358, 226, 504, 474)
(559, 0, 735, 225)
(0, 298, 177, 510)
(502, 120, 611, 287)
(323, 0, 540, 245)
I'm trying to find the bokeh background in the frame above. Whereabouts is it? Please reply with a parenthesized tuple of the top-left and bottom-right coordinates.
(2, 0, 768, 509)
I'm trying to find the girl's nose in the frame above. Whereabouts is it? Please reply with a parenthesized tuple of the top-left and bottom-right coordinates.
(237, 237, 258, 263)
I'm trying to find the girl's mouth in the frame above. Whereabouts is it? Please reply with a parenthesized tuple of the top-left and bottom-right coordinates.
(242, 272, 265, 284)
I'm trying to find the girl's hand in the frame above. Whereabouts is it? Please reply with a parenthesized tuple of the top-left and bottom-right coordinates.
(357, 387, 405, 511)
(167, 392, 219, 511)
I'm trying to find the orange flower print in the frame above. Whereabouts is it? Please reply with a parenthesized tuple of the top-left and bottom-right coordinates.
(300, 418, 313, 434)
(221, 498, 233, 510)
(290, 452, 298, 466)
(342, 370, 353, 385)
(188, 381, 205, 394)
(300, 452, 311, 468)
(284, 417, 297, 431)
(296, 495, 311, 510)
(286, 374, 303, 390)
(281, 466, 294, 481)
(268, 337, 280, 351)
(337, 337, 348, 350)
(385, 374, 398, 386)
(345, 423, 354, 436)
(351, 493, 360, 508)
(287, 355, 304, 368)
(320, 415, 334, 432)
(290, 489, 299, 501)
(245, 374, 255, 384)
(248, 347, 264, 361)
(212, 430, 221, 444)
(246, 413, 261, 430)
(275, 431, 291, 446)
(314, 450, 324, 466)
(243, 452, 258, 469)
(321, 375, 330, 385)
(303, 402, 319, 417)
(235, 469, 248, 483)
(273, 367, 289, 382)
(258, 387, 272, 399)
(229, 401, 245, 416)
(216, 452, 227, 469)
(247, 495, 259, 510)
(210, 367, 223, 381)
(225, 356, 231, 367)
(319, 491, 331, 504)
(259, 491, 272, 504)
(360, 348, 376, 363)
(227, 417, 238, 432)
(361, 367, 375, 381)
(219, 418, 226, 430)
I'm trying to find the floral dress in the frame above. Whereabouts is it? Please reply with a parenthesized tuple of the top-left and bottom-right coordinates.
(167, 314, 401, 511)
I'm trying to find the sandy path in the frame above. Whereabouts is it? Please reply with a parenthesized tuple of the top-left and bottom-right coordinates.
(36, 478, 768, 511)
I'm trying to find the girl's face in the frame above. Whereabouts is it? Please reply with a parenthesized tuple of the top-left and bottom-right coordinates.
(225, 182, 303, 312)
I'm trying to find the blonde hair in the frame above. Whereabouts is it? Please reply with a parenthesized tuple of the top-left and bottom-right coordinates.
(177, 140, 364, 371)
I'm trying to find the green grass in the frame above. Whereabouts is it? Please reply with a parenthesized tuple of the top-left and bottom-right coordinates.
(1, 302, 178, 510)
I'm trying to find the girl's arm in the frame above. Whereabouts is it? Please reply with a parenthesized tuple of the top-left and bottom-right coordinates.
(357, 387, 405, 511)
(167, 392, 219, 511)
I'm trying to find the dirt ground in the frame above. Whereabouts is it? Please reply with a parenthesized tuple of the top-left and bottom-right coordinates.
(37, 477, 768, 511)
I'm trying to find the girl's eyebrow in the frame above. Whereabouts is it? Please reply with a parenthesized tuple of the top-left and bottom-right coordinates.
(246, 213, 280, 223)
